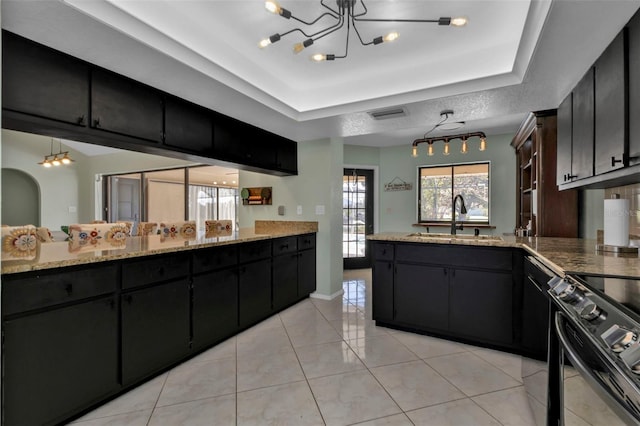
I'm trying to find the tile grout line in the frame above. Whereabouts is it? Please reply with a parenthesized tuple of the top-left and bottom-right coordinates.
(146, 371, 170, 425)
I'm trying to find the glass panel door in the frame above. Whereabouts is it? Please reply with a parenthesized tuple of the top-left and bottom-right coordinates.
(343, 168, 374, 269)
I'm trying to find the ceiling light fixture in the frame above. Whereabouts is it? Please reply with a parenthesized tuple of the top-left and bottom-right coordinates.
(412, 132, 487, 157)
(38, 139, 74, 168)
(259, 0, 468, 61)
(435, 110, 465, 131)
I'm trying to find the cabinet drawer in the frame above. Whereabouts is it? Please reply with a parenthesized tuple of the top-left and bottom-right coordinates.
(297, 234, 316, 250)
(373, 243, 394, 261)
(2, 264, 118, 316)
(273, 236, 297, 256)
(122, 254, 190, 290)
(239, 240, 272, 263)
(395, 243, 512, 271)
(193, 245, 238, 274)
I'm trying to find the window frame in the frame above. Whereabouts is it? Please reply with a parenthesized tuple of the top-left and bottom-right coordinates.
(417, 161, 491, 225)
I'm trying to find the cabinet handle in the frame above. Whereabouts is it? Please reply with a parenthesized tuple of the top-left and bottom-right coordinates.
(93, 118, 101, 128)
(158, 266, 165, 276)
(567, 173, 577, 180)
(77, 115, 85, 125)
(611, 156, 623, 167)
(387, 262, 392, 270)
(109, 299, 116, 310)
(65, 283, 73, 295)
(281, 244, 289, 250)
(124, 295, 133, 304)
(443, 269, 447, 276)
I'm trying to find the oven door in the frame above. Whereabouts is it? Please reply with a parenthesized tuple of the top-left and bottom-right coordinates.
(555, 311, 640, 425)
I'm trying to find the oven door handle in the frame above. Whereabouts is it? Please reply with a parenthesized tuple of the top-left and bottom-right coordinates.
(555, 311, 640, 424)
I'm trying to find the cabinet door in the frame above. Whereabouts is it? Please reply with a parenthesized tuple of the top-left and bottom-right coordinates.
(557, 93, 573, 186)
(165, 97, 213, 154)
(595, 31, 627, 175)
(298, 248, 317, 297)
(521, 274, 550, 360)
(571, 68, 595, 181)
(3, 297, 118, 426)
(239, 258, 272, 328)
(2, 32, 89, 126)
(449, 269, 513, 345)
(121, 279, 190, 385)
(276, 138, 298, 174)
(273, 253, 299, 311)
(394, 264, 448, 331)
(372, 261, 394, 323)
(192, 268, 238, 351)
(630, 12, 640, 166)
(91, 68, 163, 142)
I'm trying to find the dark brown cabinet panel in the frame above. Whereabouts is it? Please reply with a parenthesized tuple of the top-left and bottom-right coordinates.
(395, 263, 449, 331)
(628, 12, 640, 166)
(121, 279, 190, 385)
(273, 253, 299, 311)
(121, 253, 189, 290)
(91, 68, 163, 142)
(372, 260, 394, 323)
(165, 97, 213, 154)
(192, 269, 239, 350)
(3, 297, 118, 426)
(572, 68, 595, 181)
(449, 269, 514, 345)
(595, 31, 628, 175)
(276, 139, 298, 173)
(2, 32, 89, 126)
(239, 258, 272, 328)
(298, 247, 317, 297)
(557, 94, 573, 186)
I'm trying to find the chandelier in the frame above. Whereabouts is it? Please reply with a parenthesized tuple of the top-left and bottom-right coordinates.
(259, 0, 468, 61)
(38, 139, 74, 168)
(411, 110, 486, 157)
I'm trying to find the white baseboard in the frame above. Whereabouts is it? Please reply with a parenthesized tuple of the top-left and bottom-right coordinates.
(310, 288, 344, 301)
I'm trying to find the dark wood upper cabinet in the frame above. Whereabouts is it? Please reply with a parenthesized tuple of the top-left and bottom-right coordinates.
(2, 32, 89, 126)
(276, 139, 298, 173)
(594, 30, 628, 175)
(557, 94, 573, 186)
(629, 11, 640, 166)
(91, 68, 164, 142)
(164, 97, 213, 154)
(571, 68, 595, 181)
(213, 113, 279, 170)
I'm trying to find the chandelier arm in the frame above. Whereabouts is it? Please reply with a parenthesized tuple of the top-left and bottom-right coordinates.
(310, 13, 345, 42)
(320, 0, 340, 16)
(350, 0, 367, 18)
(351, 15, 373, 46)
(290, 11, 338, 26)
(353, 17, 442, 23)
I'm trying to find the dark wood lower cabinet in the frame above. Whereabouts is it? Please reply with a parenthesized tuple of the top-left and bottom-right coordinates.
(371, 241, 522, 352)
(3, 297, 118, 426)
(395, 263, 449, 331)
(273, 253, 299, 311)
(192, 268, 239, 351)
(298, 248, 316, 297)
(121, 279, 190, 385)
(1, 233, 317, 426)
(372, 261, 394, 322)
(239, 258, 273, 328)
(449, 269, 514, 345)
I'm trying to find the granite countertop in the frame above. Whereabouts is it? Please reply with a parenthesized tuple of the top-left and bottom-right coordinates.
(368, 232, 640, 278)
(1, 222, 318, 275)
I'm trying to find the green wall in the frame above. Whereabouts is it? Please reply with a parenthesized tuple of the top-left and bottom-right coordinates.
(345, 133, 517, 236)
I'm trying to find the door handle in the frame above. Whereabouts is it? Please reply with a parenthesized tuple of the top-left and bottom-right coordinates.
(611, 156, 623, 167)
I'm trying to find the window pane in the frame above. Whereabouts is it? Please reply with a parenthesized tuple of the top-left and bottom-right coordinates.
(419, 166, 452, 221)
(453, 163, 489, 222)
(418, 162, 489, 223)
(146, 169, 185, 223)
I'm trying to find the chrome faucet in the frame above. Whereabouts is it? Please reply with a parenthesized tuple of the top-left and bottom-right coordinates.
(451, 194, 467, 235)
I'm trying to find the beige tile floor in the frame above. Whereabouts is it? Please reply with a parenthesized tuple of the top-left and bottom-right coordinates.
(70, 269, 535, 426)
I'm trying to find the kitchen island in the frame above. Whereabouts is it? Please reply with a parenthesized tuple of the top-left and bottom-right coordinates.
(1, 221, 317, 426)
(367, 232, 640, 357)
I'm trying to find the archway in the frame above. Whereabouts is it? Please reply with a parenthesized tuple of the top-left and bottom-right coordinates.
(1, 168, 40, 226)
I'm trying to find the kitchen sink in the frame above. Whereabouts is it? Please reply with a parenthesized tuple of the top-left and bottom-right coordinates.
(406, 232, 503, 242)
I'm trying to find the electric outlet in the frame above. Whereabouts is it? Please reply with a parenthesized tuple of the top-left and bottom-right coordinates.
(297, 205, 303, 215)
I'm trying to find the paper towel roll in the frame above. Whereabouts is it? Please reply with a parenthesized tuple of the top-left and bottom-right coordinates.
(604, 198, 630, 247)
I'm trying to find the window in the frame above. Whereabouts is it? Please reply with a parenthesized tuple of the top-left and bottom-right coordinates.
(418, 162, 490, 223)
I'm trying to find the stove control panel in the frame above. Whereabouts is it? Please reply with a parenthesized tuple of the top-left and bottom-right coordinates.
(602, 325, 638, 353)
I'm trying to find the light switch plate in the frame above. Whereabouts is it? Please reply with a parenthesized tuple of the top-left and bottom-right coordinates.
(297, 205, 302, 215)
(315, 205, 325, 215)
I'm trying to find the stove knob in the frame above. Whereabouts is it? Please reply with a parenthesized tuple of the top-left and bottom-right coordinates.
(580, 303, 605, 322)
(601, 325, 638, 353)
(620, 344, 640, 375)
(558, 284, 585, 305)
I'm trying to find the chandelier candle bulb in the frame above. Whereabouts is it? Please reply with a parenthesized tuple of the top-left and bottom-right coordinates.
(479, 137, 487, 151)
(428, 142, 434, 156)
(461, 139, 468, 154)
(443, 141, 450, 155)
(412, 145, 418, 158)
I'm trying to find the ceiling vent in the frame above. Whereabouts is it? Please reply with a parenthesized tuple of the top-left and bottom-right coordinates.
(368, 107, 407, 120)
